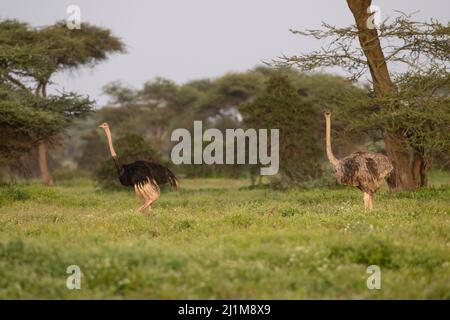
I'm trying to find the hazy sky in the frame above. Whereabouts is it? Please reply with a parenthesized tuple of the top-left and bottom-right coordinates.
(1, 0, 448, 105)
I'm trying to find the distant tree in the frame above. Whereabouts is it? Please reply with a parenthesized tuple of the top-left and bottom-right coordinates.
(77, 130, 107, 173)
(0, 82, 93, 180)
(99, 77, 199, 153)
(102, 81, 136, 105)
(79, 69, 367, 181)
(240, 73, 323, 186)
(0, 19, 125, 185)
(197, 72, 265, 123)
(279, 0, 450, 190)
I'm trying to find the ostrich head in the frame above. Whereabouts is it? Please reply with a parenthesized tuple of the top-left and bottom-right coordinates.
(98, 122, 109, 129)
(323, 110, 331, 117)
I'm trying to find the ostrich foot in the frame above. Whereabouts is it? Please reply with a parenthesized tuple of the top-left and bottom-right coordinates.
(138, 200, 154, 212)
(136, 202, 151, 212)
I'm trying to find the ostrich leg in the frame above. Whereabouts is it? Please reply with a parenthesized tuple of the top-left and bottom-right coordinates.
(363, 192, 370, 210)
(141, 193, 159, 211)
(368, 194, 374, 210)
(139, 180, 160, 212)
(363, 192, 374, 210)
(134, 183, 148, 212)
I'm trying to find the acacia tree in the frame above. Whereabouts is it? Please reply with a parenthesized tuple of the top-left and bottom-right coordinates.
(0, 82, 93, 180)
(0, 20, 125, 185)
(100, 77, 198, 154)
(279, 0, 449, 191)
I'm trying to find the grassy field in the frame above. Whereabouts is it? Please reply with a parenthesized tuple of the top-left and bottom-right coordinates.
(0, 171, 449, 299)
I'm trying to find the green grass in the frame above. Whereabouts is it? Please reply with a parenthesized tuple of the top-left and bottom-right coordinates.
(0, 173, 449, 299)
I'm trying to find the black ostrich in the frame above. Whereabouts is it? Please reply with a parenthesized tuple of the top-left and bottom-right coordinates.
(98, 122, 179, 212)
(324, 111, 393, 210)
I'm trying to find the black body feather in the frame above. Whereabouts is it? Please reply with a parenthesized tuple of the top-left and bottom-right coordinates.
(113, 156, 179, 190)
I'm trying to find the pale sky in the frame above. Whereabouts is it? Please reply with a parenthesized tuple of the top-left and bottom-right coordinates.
(1, 0, 448, 105)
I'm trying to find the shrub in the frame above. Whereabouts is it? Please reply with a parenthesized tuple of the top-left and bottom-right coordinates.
(240, 73, 323, 187)
(0, 184, 29, 206)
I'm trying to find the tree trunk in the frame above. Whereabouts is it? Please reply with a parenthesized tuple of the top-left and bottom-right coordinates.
(347, 0, 418, 192)
(420, 156, 431, 187)
(411, 152, 432, 188)
(38, 142, 53, 186)
(412, 154, 422, 189)
(37, 81, 54, 186)
(414, 154, 431, 187)
(384, 134, 417, 191)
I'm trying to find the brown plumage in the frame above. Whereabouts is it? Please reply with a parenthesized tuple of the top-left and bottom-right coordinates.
(324, 111, 393, 210)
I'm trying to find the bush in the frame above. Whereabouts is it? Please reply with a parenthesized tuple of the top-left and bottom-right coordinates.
(240, 73, 323, 187)
(52, 167, 89, 181)
(0, 184, 29, 206)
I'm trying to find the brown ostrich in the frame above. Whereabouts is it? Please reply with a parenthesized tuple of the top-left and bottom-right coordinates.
(323, 111, 393, 210)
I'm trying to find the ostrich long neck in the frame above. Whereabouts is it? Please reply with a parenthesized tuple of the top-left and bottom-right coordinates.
(325, 115, 339, 167)
(103, 127, 117, 157)
(103, 127, 123, 173)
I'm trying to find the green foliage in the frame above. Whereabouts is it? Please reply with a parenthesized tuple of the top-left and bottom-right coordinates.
(77, 130, 108, 173)
(0, 184, 29, 206)
(240, 73, 323, 186)
(0, 19, 124, 85)
(0, 20, 52, 82)
(0, 174, 448, 298)
(0, 19, 124, 180)
(340, 69, 450, 156)
(281, 12, 450, 188)
(0, 83, 94, 173)
(75, 68, 369, 181)
(52, 167, 89, 183)
(329, 238, 395, 268)
(94, 133, 166, 189)
(37, 21, 125, 73)
(197, 72, 265, 118)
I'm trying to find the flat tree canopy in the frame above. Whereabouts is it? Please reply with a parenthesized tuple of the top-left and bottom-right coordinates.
(0, 19, 125, 182)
